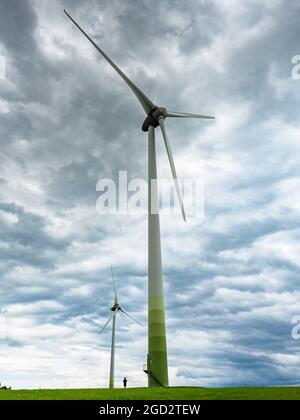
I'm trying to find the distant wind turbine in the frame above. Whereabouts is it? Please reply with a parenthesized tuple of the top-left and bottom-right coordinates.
(100, 267, 142, 389)
(64, 9, 214, 387)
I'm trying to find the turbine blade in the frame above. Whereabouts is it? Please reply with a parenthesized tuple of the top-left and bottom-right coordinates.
(99, 312, 115, 335)
(167, 111, 215, 120)
(120, 308, 142, 326)
(111, 266, 118, 305)
(158, 118, 186, 222)
(64, 9, 156, 115)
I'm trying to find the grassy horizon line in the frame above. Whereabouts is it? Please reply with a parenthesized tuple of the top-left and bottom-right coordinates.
(0, 386, 299, 400)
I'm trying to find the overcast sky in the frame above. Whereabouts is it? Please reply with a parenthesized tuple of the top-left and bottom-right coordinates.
(0, 0, 300, 389)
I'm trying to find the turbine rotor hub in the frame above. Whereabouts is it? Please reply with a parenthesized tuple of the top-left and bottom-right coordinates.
(142, 106, 167, 132)
(111, 303, 121, 311)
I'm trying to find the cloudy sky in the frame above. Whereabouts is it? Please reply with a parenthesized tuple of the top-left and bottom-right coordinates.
(0, 0, 300, 389)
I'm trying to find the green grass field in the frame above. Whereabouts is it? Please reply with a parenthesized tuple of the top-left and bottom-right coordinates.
(0, 386, 299, 400)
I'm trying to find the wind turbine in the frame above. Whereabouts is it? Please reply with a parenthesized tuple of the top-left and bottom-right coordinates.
(100, 267, 142, 389)
(64, 9, 214, 387)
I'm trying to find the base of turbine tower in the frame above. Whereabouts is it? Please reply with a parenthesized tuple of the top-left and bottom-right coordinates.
(143, 354, 168, 387)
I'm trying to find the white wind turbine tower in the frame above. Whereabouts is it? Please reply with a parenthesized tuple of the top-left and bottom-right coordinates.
(65, 10, 214, 387)
(100, 267, 142, 389)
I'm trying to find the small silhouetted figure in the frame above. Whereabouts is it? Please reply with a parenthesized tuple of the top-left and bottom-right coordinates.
(123, 377, 127, 388)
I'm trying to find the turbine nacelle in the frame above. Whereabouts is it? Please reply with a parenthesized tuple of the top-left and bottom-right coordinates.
(142, 106, 167, 132)
(111, 303, 121, 312)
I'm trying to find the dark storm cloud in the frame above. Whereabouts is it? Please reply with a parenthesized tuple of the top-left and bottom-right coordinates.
(0, 202, 69, 268)
(0, 0, 36, 52)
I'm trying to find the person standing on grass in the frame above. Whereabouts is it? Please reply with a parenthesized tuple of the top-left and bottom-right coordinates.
(123, 377, 127, 388)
